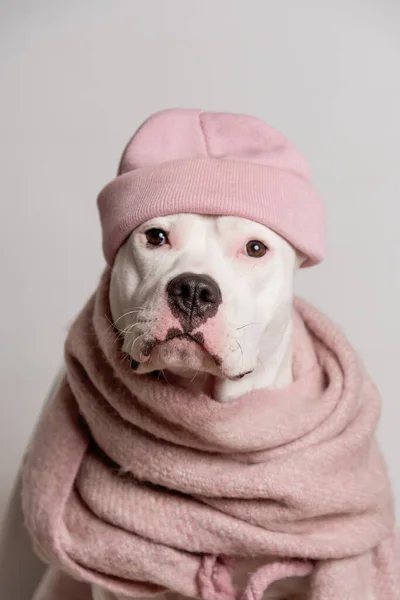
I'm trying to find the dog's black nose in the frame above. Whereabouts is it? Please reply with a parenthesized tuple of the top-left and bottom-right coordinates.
(166, 272, 222, 330)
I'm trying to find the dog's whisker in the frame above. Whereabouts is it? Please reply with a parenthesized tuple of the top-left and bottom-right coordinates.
(236, 340, 244, 367)
(130, 332, 146, 357)
(103, 325, 126, 345)
(112, 317, 154, 336)
(112, 309, 147, 327)
(161, 369, 171, 384)
(104, 315, 122, 335)
(118, 322, 144, 335)
(236, 322, 261, 330)
(189, 370, 200, 384)
(103, 316, 137, 344)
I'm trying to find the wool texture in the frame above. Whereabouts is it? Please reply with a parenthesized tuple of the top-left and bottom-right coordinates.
(97, 109, 325, 267)
(22, 270, 399, 600)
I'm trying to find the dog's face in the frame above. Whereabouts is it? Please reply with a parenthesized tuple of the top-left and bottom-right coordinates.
(110, 214, 301, 383)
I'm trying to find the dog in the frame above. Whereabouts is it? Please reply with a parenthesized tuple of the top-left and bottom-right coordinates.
(92, 212, 308, 600)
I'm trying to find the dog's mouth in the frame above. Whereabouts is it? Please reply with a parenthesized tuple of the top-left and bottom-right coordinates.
(129, 328, 253, 381)
(165, 328, 206, 346)
(129, 327, 217, 370)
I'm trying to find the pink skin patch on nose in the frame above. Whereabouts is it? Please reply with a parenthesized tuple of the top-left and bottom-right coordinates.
(196, 314, 227, 358)
(140, 302, 226, 365)
(138, 306, 181, 361)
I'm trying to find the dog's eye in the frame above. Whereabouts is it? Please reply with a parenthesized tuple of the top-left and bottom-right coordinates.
(145, 228, 169, 246)
(246, 240, 268, 258)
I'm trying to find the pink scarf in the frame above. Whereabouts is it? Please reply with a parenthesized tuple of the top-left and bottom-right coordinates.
(22, 270, 399, 599)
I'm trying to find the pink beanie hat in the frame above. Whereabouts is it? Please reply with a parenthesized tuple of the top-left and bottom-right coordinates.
(97, 109, 325, 266)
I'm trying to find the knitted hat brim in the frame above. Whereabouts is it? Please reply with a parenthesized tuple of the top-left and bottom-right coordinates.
(98, 157, 325, 267)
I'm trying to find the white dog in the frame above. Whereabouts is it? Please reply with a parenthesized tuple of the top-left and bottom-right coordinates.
(93, 213, 308, 600)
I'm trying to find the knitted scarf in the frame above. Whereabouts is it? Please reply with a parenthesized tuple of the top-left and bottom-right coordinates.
(22, 270, 399, 600)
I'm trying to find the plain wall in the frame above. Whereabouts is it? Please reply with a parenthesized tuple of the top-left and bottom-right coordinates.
(0, 0, 399, 583)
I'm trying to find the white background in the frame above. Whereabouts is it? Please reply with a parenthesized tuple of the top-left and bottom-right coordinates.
(0, 0, 399, 596)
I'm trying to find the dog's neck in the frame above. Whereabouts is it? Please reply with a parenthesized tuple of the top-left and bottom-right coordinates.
(165, 317, 294, 402)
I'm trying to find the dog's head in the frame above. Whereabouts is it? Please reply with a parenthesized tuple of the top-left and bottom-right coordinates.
(110, 213, 302, 387)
